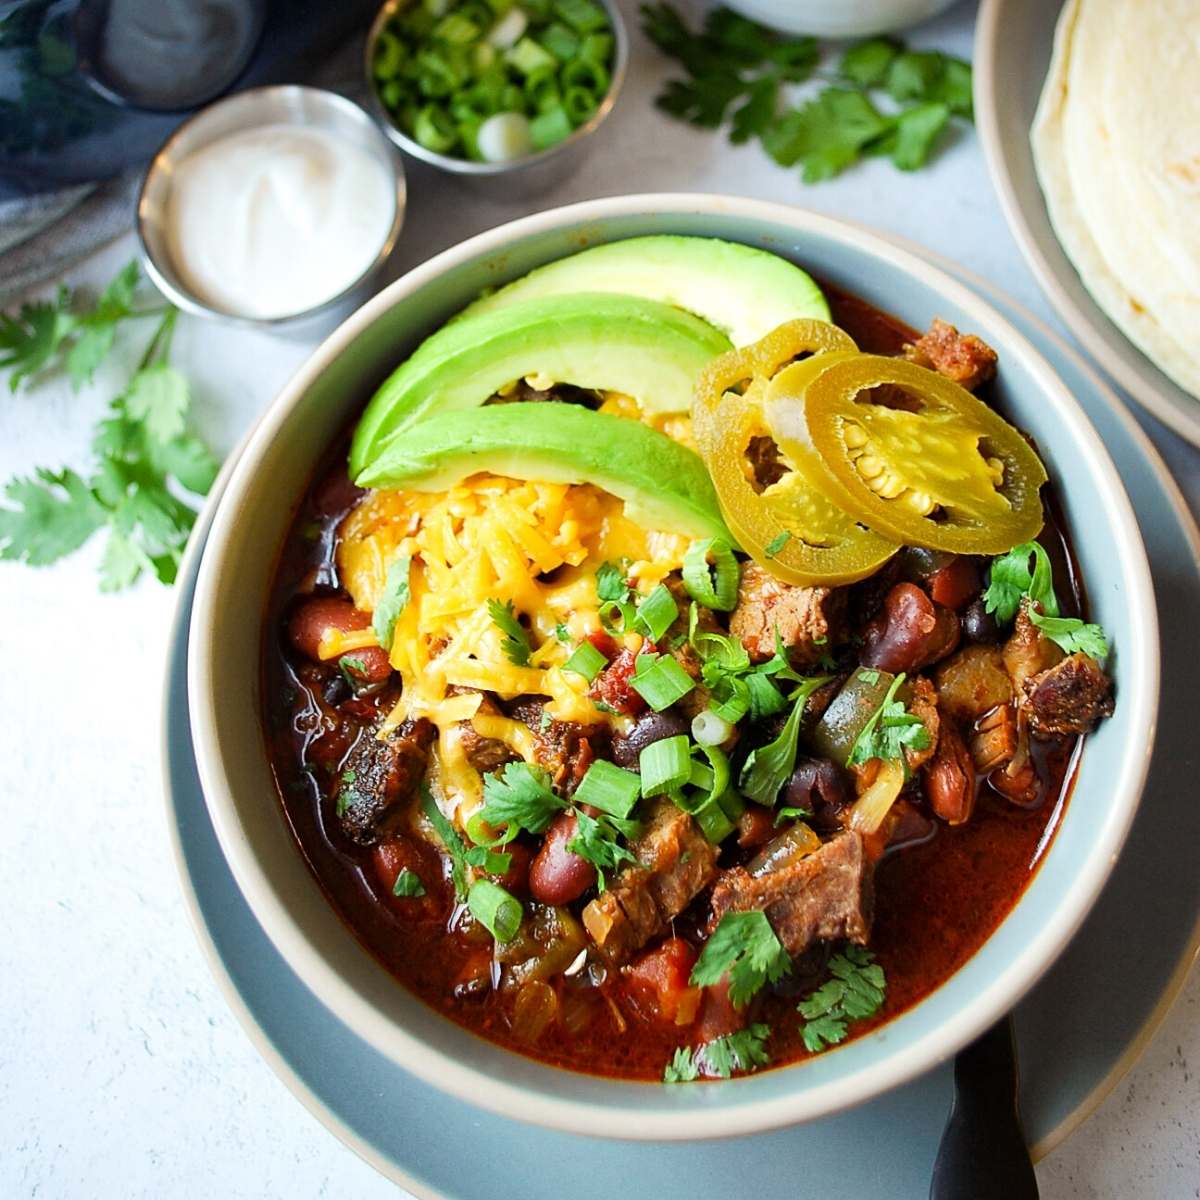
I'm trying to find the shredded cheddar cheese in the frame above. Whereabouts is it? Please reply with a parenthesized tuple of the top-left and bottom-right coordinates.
(337, 465, 691, 809)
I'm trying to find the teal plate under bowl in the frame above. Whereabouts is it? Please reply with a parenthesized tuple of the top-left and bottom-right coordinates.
(162, 255, 1200, 1199)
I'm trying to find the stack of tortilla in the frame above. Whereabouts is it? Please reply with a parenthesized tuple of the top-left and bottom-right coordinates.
(1032, 0, 1200, 401)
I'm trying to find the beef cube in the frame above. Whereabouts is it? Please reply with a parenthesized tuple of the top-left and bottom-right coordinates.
(1023, 652, 1114, 736)
(582, 800, 718, 965)
(903, 318, 998, 391)
(336, 717, 435, 845)
(456, 693, 519, 773)
(708, 831, 873, 958)
(730, 561, 844, 665)
(507, 697, 607, 795)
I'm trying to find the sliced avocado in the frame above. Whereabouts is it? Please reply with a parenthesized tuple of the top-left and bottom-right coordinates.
(349, 292, 731, 478)
(354, 402, 734, 544)
(456, 235, 830, 345)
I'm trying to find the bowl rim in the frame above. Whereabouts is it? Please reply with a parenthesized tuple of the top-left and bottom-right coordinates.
(362, 0, 628, 176)
(973, 0, 1200, 448)
(136, 84, 408, 328)
(187, 192, 1159, 1141)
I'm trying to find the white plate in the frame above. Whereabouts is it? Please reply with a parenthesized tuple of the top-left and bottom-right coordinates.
(974, 0, 1200, 448)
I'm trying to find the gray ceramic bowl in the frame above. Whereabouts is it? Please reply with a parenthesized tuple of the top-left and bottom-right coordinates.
(188, 195, 1158, 1141)
(363, 0, 627, 198)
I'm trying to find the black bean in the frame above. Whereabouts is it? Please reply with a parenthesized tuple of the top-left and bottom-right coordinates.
(611, 708, 688, 768)
(962, 599, 1001, 644)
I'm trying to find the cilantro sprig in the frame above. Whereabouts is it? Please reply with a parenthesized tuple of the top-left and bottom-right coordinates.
(690, 910, 791, 1007)
(487, 597, 533, 666)
(983, 542, 1109, 660)
(797, 946, 886, 1052)
(845, 672, 931, 772)
(0, 266, 218, 591)
(642, 5, 972, 182)
(663, 1023, 772, 1082)
(566, 809, 640, 888)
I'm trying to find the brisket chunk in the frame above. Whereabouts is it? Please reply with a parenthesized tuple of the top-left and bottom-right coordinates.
(582, 800, 718, 965)
(507, 697, 607, 795)
(730, 561, 845, 665)
(335, 717, 435, 845)
(708, 831, 873, 958)
(456, 693, 519, 773)
(1023, 652, 1114, 736)
(903, 319, 998, 392)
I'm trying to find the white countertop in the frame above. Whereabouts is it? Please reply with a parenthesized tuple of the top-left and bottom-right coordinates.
(2, 1, 1197, 1196)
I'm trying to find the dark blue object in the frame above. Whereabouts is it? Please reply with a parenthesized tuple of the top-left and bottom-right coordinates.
(0, 0, 379, 198)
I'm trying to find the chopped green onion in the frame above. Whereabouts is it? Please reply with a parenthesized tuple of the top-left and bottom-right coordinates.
(539, 20, 580, 60)
(710, 681, 750, 724)
(639, 735, 692, 797)
(578, 31, 612, 62)
(634, 582, 679, 643)
(506, 34, 556, 76)
(682, 538, 740, 611)
(598, 597, 636, 633)
(573, 759, 643, 819)
(692, 708, 735, 747)
(392, 868, 426, 897)
(630, 653, 696, 711)
(467, 878, 524, 942)
(434, 11, 480, 42)
(555, 0, 608, 33)
(563, 84, 597, 125)
(563, 639, 607, 681)
(374, 31, 405, 79)
(414, 102, 458, 151)
(562, 56, 609, 95)
(530, 104, 573, 148)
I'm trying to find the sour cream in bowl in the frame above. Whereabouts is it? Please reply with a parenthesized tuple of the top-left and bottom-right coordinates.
(138, 86, 406, 331)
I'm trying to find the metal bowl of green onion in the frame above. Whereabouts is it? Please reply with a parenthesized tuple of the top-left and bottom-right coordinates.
(364, 0, 626, 196)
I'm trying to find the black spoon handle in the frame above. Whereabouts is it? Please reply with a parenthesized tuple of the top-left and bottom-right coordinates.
(929, 1016, 1040, 1200)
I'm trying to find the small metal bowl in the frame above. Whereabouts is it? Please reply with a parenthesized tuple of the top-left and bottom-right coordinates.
(137, 86, 407, 334)
(364, 0, 627, 199)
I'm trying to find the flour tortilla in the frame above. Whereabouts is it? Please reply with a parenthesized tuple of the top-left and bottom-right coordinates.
(1032, 0, 1200, 400)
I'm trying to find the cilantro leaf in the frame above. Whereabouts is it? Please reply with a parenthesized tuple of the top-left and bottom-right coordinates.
(739, 675, 831, 805)
(730, 75, 778, 144)
(120, 364, 189, 444)
(479, 761, 566, 838)
(1028, 612, 1110, 659)
(372, 554, 411, 651)
(392, 868, 426, 898)
(838, 38, 901, 87)
(0, 285, 74, 391)
(763, 530, 790, 558)
(763, 87, 891, 182)
(487, 597, 533, 666)
(595, 560, 631, 604)
(0, 468, 106, 566)
(881, 101, 951, 172)
(846, 673, 931, 769)
(690, 910, 791, 1007)
(885, 50, 973, 118)
(664, 1024, 772, 1082)
(566, 809, 639, 890)
(798, 946, 886, 1052)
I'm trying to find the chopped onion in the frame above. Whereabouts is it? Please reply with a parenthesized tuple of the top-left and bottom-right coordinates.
(847, 760, 906, 835)
(476, 111, 533, 163)
(487, 6, 528, 48)
(692, 708, 734, 747)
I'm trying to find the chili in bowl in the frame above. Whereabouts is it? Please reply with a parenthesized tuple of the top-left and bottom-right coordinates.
(187, 195, 1156, 1140)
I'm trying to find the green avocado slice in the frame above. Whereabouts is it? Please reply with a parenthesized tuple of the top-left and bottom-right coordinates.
(455, 235, 830, 345)
(349, 292, 731, 479)
(354, 402, 735, 544)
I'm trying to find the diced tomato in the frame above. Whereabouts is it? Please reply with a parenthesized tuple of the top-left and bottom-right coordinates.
(589, 647, 650, 715)
(625, 938, 702, 1026)
(694, 975, 746, 1043)
(927, 558, 981, 611)
(586, 629, 619, 658)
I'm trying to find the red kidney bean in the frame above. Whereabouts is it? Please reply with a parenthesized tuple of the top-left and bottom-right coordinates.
(529, 813, 597, 905)
(861, 582, 961, 674)
(492, 841, 533, 897)
(924, 723, 976, 825)
(287, 597, 391, 683)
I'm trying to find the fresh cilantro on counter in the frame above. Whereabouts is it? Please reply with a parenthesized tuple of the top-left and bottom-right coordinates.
(690, 910, 790, 1006)
(642, 5, 973, 182)
(663, 1023, 772, 1082)
(983, 541, 1109, 660)
(797, 945, 886, 1052)
(0, 265, 218, 591)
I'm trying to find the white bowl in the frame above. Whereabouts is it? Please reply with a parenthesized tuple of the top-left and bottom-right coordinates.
(188, 194, 1157, 1141)
(723, 0, 958, 38)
